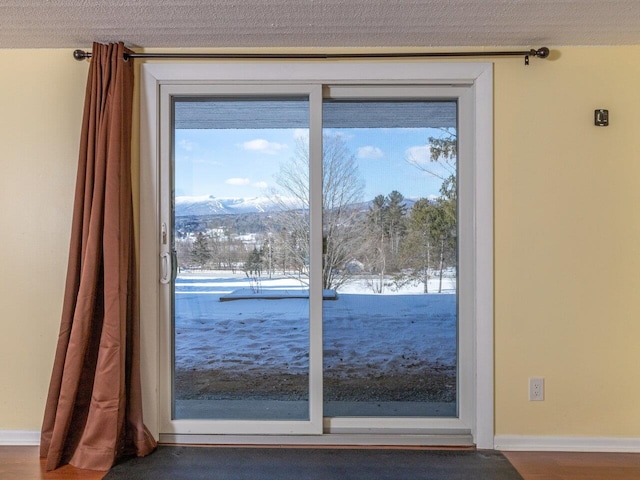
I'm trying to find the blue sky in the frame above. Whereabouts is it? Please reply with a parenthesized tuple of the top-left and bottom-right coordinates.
(174, 127, 455, 201)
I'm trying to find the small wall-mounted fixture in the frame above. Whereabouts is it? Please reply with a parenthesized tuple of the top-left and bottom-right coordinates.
(594, 109, 609, 126)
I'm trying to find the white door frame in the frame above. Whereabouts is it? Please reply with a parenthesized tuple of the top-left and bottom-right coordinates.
(139, 61, 494, 448)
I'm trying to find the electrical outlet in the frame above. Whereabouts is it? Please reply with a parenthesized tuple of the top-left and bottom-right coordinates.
(529, 377, 544, 401)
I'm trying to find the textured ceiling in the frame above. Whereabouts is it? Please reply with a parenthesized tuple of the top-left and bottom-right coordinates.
(1, 0, 639, 49)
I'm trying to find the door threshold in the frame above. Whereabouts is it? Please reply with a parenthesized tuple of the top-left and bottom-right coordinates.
(159, 433, 474, 447)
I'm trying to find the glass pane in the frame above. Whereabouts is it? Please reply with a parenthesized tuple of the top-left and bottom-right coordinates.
(322, 100, 458, 417)
(172, 97, 311, 420)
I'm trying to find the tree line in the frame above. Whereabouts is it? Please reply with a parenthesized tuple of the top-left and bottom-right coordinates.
(175, 133, 457, 294)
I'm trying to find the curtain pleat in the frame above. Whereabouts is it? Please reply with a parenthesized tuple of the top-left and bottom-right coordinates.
(40, 42, 156, 472)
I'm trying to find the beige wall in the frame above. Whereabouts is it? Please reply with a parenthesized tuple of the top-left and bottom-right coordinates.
(0, 50, 88, 430)
(494, 46, 640, 437)
(0, 46, 639, 437)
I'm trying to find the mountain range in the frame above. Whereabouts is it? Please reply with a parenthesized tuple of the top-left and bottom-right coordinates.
(175, 195, 301, 216)
(174, 194, 420, 217)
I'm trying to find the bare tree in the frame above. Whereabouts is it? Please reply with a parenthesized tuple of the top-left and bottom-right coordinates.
(270, 134, 364, 290)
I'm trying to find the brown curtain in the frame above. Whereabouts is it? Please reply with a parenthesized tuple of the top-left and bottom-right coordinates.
(40, 42, 156, 472)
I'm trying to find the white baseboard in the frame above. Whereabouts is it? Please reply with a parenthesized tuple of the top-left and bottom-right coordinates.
(3, 430, 639, 452)
(0, 430, 40, 446)
(495, 435, 640, 453)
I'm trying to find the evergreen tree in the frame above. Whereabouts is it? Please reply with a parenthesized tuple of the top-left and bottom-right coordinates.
(190, 232, 212, 268)
(384, 190, 407, 264)
(363, 191, 408, 293)
(404, 128, 458, 293)
(243, 246, 263, 278)
(365, 195, 389, 293)
(402, 198, 435, 293)
(430, 198, 455, 292)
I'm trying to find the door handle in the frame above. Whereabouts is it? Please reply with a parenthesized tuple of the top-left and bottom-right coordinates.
(160, 251, 171, 284)
(160, 250, 179, 284)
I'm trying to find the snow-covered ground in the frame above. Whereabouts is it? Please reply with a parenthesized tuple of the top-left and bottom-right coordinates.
(174, 271, 457, 379)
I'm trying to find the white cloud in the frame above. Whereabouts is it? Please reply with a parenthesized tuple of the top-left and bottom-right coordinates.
(357, 146, 384, 159)
(225, 177, 251, 186)
(242, 139, 288, 155)
(253, 181, 269, 189)
(405, 145, 432, 166)
(178, 139, 196, 152)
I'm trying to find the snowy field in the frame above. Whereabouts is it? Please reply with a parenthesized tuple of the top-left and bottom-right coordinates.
(174, 271, 457, 402)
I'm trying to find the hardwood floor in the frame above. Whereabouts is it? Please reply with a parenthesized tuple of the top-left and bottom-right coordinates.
(1, 446, 640, 479)
(503, 451, 640, 480)
(0, 447, 105, 480)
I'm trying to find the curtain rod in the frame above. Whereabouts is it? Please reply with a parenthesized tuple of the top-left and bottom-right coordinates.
(73, 47, 550, 65)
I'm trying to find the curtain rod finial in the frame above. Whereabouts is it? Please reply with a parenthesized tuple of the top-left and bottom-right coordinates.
(73, 49, 91, 61)
(535, 47, 550, 58)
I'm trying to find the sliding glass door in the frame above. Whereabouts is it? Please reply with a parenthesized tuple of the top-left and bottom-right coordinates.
(172, 96, 312, 422)
(321, 97, 458, 419)
(160, 85, 324, 435)
(153, 74, 482, 441)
